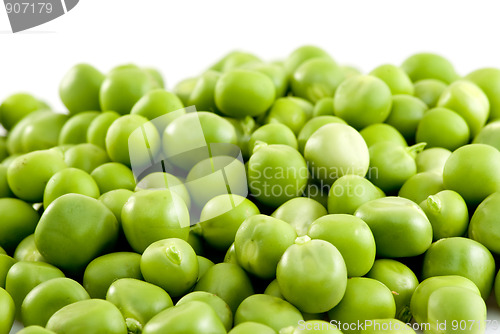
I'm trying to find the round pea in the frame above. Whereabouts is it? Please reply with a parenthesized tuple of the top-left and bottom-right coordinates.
(177, 291, 233, 331)
(121, 190, 189, 253)
(413, 79, 447, 108)
(17, 326, 56, 334)
(132, 88, 184, 121)
(0, 254, 15, 288)
(327, 174, 385, 215)
(401, 53, 459, 84)
(370, 64, 414, 95)
(220, 51, 261, 72)
(135, 172, 190, 208)
(196, 256, 214, 280)
(234, 214, 297, 279)
(443, 144, 500, 205)
(359, 123, 407, 148)
(466, 67, 500, 121)
(304, 123, 369, 186)
(272, 197, 327, 236)
(21, 277, 90, 327)
(437, 80, 489, 137)
(312, 97, 335, 117)
(266, 97, 311, 135)
(469, 192, 500, 255)
(141, 238, 198, 297)
(354, 196, 432, 258)
(416, 107, 470, 150)
(215, 69, 276, 117)
(98, 189, 133, 224)
(285, 45, 331, 76)
(0, 287, 15, 334)
(20, 112, 68, 153)
(366, 259, 419, 323)
(58, 111, 100, 145)
(7, 149, 67, 202)
(333, 75, 392, 129)
(422, 237, 496, 299)
(83, 252, 143, 299)
(234, 294, 303, 332)
(43, 168, 100, 208)
(100, 67, 156, 115)
(64, 143, 110, 173)
(59, 63, 104, 114)
(173, 77, 198, 106)
(200, 194, 260, 251)
(473, 120, 500, 151)
(187, 70, 221, 113)
(13, 234, 45, 262)
(385, 95, 428, 142)
(35, 194, 119, 273)
(91, 162, 136, 193)
(0, 198, 39, 253)
(241, 62, 288, 97)
(264, 279, 283, 299)
(86, 111, 120, 149)
(420, 190, 469, 241)
(0, 92, 44, 130)
(229, 322, 276, 334)
(308, 214, 375, 277)
(415, 147, 451, 174)
(248, 123, 298, 153)
(398, 171, 444, 204)
(6, 110, 49, 154)
(46, 299, 127, 334)
(327, 277, 396, 334)
(297, 116, 346, 153)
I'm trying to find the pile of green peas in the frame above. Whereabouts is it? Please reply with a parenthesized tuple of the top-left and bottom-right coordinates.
(1, 45, 500, 334)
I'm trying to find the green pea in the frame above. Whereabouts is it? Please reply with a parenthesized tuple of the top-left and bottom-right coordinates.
(327, 277, 396, 334)
(122, 190, 189, 253)
(58, 111, 100, 145)
(241, 62, 288, 97)
(359, 123, 407, 148)
(291, 58, 344, 103)
(20, 112, 68, 153)
(13, 234, 45, 262)
(297, 116, 346, 153)
(220, 51, 261, 72)
(162, 111, 237, 171)
(367, 142, 424, 193)
(177, 291, 233, 331)
(413, 79, 447, 108)
(197, 256, 214, 280)
(98, 189, 133, 224)
(83, 252, 142, 299)
(188, 70, 221, 113)
(141, 238, 198, 297)
(328, 175, 385, 215)
(106, 114, 161, 168)
(416, 107, 470, 150)
(401, 53, 459, 84)
(46, 299, 127, 334)
(17, 326, 57, 334)
(266, 97, 311, 135)
(420, 190, 469, 241)
(366, 259, 418, 323)
(43, 167, 100, 208)
(443, 144, 500, 205)
(6, 110, 48, 154)
(64, 143, 110, 173)
(100, 67, 156, 115)
(305, 123, 369, 186)
(21, 277, 89, 327)
(333, 75, 392, 129)
(469, 192, 500, 255)
(248, 123, 298, 152)
(194, 263, 254, 314)
(410, 275, 481, 325)
(91, 162, 135, 193)
(437, 80, 489, 137)
(0, 198, 39, 253)
(354, 196, 432, 258)
(59, 64, 104, 115)
(0, 287, 15, 334)
(271, 197, 327, 237)
(106, 278, 173, 333)
(86, 111, 120, 149)
(312, 97, 335, 117)
(285, 45, 331, 76)
(215, 69, 276, 117)
(415, 147, 451, 174)
(398, 171, 444, 204)
(173, 77, 198, 106)
(386, 95, 428, 143)
(135, 172, 190, 208)
(422, 237, 496, 299)
(200, 194, 260, 251)
(1, 153, 21, 167)
(0, 93, 45, 130)
(308, 214, 375, 277)
(223, 243, 238, 265)
(228, 322, 276, 334)
(0, 254, 15, 288)
(142, 300, 226, 334)
(248, 144, 309, 208)
(369, 64, 414, 95)
(143, 67, 165, 88)
(5, 261, 65, 319)
(466, 67, 500, 121)
(361, 319, 416, 334)
(235, 294, 303, 332)
(35, 194, 119, 273)
(234, 214, 296, 279)
(473, 120, 500, 151)
(264, 279, 283, 299)
(7, 149, 67, 202)
(340, 65, 362, 79)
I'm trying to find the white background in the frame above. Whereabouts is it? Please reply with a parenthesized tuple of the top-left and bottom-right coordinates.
(2, 0, 500, 332)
